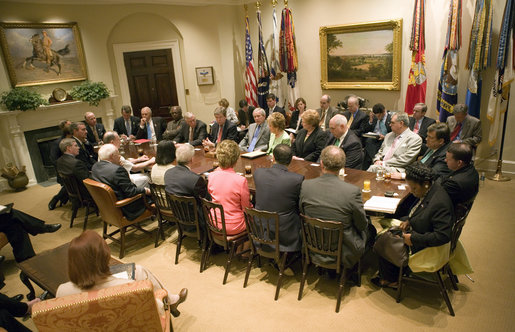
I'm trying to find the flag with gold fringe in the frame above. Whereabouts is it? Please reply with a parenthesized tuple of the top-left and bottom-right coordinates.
(486, 0, 514, 146)
(244, 13, 258, 107)
(270, 3, 284, 107)
(280, 5, 299, 112)
(257, 8, 270, 109)
(405, 0, 427, 115)
(437, 0, 462, 122)
(465, 0, 493, 119)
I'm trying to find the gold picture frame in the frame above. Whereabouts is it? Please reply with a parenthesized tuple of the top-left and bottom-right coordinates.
(0, 22, 88, 87)
(320, 19, 402, 90)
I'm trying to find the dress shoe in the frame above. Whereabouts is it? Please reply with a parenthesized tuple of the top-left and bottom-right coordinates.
(0, 255, 5, 264)
(10, 294, 24, 302)
(170, 288, 188, 317)
(44, 223, 61, 233)
(48, 196, 58, 210)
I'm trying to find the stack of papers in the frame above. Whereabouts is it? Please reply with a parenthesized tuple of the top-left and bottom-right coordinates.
(241, 150, 267, 159)
(364, 196, 401, 213)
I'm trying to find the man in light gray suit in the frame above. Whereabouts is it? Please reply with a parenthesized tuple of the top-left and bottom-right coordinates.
(317, 94, 341, 131)
(300, 146, 371, 269)
(368, 112, 422, 174)
(239, 108, 270, 152)
(446, 104, 482, 148)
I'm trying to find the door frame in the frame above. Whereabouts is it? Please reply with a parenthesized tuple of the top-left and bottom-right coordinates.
(113, 40, 187, 113)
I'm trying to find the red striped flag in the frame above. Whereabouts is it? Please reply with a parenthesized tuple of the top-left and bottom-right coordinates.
(245, 14, 258, 107)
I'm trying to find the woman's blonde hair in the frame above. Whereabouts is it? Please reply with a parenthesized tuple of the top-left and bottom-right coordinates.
(267, 112, 286, 131)
(301, 109, 320, 128)
(216, 140, 240, 168)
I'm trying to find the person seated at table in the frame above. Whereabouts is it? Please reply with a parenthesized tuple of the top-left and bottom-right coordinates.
(136, 107, 167, 142)
(239, 108, 270, 152)
(103, 131, 155, 188)
(56, 138, 91, 198)
(326, 114, 364, 169)
(237, 99, 254, 129)
(288, 97, 306, 138)
(266, 112, 291, 155)
(0, 291, 41, 332)
(163, 106, 185, 141)
(254, 144, 304, 252)
(219, 98, 239, 124)
(84, 112, 106, 146)
(71, 121, 97, 170)
(360, 103, 391, 170)
(203, 106, 239, 149)
(48, 120, 72, 210)
(372, 162, 454, 289)
(174, 112, 208, 146)
(292, 109, 328, 162)
(207, 140, 252, 235)
(56, 230, 188, 317)
(300, 146, 371, 269)
(92, 144, 151, 221)
(151, 140, 176, 185)
(113, 105, 140, 140)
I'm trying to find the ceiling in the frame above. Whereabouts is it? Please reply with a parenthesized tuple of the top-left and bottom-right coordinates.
(1, 0, 257, 5)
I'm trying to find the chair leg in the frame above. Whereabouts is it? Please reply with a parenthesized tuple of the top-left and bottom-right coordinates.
(396, 266, 404, 303)
(175, 235, 183, 265)
(275, 252, 288, 301)
(335, 267, 346, 313)
(446, 266, 459, 291)
(83, 204, 90, 231)
(243, 254, 255, 288)
(19, 272, 35, 300)
(70, 204, 79, 228)
(436, 271, 455, 316)
(119, 227, 126, 259)
(223, 242, 237, 285)
(103, 222, 108, 239)
(298, 258, 309, 301)
(155, 218, 163, 248)
(356, 259, 362, 287)
(203, 241, 214, 272)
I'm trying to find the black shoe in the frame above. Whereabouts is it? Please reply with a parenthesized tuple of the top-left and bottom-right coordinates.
(48, 196, 58, 210)
(10, 294, 23, 302)
(0, 255, 5, 264)
(170, 288, 188, 317)
(44, 223, 61, 233)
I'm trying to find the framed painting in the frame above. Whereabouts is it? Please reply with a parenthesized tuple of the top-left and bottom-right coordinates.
(0, 22, 88, 87)
(320, 19, 402, 90)
(195, 66, 214, 86)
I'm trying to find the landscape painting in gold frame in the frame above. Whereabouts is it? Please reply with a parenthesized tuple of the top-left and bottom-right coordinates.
(320, 19, 402, 90)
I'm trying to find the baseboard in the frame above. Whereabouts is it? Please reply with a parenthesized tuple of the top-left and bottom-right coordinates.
(475, 158, 515, 175)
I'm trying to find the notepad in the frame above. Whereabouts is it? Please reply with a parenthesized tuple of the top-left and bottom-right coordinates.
(363, 132, 380, 139)
(241, 150, 267, 159)
(364, 196, 401, 213)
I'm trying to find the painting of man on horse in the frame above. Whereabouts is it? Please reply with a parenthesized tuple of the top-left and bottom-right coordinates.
(24, 31, 70, 75)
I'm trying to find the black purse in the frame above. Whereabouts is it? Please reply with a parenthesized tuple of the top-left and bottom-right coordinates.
(373, 227, 409, 267)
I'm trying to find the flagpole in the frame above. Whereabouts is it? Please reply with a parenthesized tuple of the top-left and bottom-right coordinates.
(488, 96, 511, 182)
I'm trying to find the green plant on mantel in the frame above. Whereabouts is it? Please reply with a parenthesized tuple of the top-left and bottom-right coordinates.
(0, 87, 48, 111)
(70, 80, 110, 106)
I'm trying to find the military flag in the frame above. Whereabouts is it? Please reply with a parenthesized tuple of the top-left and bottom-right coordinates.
(257, 8, 270, 109)
(244, 13, 258, 107)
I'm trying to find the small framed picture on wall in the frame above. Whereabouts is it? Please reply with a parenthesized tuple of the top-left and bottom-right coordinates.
(195, 66, 214, 86)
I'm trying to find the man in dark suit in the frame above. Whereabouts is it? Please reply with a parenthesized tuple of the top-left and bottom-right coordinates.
(174, 112, 208, 146)
(0, 292, 41, 331)
(113, 105, 140, 139)
(56, 138, 91, 199)
(71, 122, 97, 170)
(409, 103, 436, 144)
(342, 95, 367, 138)
(91, 144, 150, 220)
(317, 94, 341, 131)
(254, 144, 304, 252)
(84, 112, 106, 146)
(136, 106, 167, 141)
(326, 114, 363, 169)
(48, 120, 72, 210)
(265, 93, 285, 117)
(203, 106, 238, 149)
(446, 104, 482, 148)
(300, 146, 371, 269)
(360, 103, 392, 170)
(238, 108, 270, 152)
(163, 106, 186, 141)
(441, 142, 479, 206)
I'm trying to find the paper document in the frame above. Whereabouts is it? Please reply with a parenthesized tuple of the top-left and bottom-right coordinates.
(363, 132, 380, 139)
(364, 196, 401, 213)
(241, 150, 267, 159)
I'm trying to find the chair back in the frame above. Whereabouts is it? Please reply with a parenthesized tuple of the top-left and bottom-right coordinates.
(149, 183, 174, 221)
(83, 178, 124, 226)
(300, 214, 345, 273)
(450, 203, 470, 254)
(201, 198, 228, 250)
(167, 192, 202, 239)
(61, 173, 93, 205)
(32, 280, 165, 332)
(244, 207, 280, 260)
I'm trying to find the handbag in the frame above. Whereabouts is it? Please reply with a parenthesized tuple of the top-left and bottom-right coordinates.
(373, 226, 409, 267)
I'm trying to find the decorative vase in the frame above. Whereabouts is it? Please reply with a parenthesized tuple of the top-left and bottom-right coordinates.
(5, 172, 29, 191)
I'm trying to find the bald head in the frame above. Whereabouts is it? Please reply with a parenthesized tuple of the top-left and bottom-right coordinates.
(84, 112, 97, 126)
(329, 114, 348, 139)
(320, 94, 331, 111)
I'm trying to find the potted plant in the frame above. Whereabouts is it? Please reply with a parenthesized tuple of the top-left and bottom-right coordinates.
(70, 81, 110, 106)
(0, 87, 48, 111)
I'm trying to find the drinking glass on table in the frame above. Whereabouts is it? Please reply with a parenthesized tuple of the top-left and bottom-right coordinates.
(376, 167, 385, 181)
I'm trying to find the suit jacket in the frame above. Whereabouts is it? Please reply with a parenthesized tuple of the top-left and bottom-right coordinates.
(208, 120, 238, 143)
(440, 164, 479, 206)
(239, 122, 270, 152)
(254, 164, 304, 251)
(292, 126, 328, 162)
(316, 106, 342, 130)
(421, 143, 451, 178)
(73, 137, 97, 171)
(0, 292, 29, 317)
(325, 131, 364, 169)
(136, 117, 167, 141)
(265, 105, 285, 117)
(85, 123, 106, 145)
(446, 114, 482, 147)
(360, 113, 392, 135)
(163, 118, 186, 140)
(56, 153, 91, 199)
(373, 128, 422, 172)
(175, 120, 208, 146)
(343, 109, 367, 137)
(113, 115, 140, 137)
(300, 173, 369, 267)
(91, 160, 146, 220)
(409, 116, 436, 142)
(289, 110, 303, 131)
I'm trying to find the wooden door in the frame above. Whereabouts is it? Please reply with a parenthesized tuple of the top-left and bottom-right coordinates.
(123, 49, 178, 119)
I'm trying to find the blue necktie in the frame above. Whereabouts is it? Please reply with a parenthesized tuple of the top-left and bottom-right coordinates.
(147, 122, 152, 139)
(125, 120, 131, 135)
(248, 125, 261, 152)
(379, 120, 387, 135)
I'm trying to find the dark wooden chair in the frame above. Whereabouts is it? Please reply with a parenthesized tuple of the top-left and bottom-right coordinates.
(60, 173, 98, 230)
(243, 207, 292, 300)
(395, 203, 472, 316)
(148, 183, 173, 246)
(201, 198, 248, 284)
(298, 214, 355, 313)
(166, 192, 205, 272)
(83, 178, 156, 259)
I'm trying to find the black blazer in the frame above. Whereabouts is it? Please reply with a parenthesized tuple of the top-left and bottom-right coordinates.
(175, 120, 208, 146)
(91, 160, 147, 221)
(421, 143, 451, 178)
(254, 164, 304, 252)
(56, 153, 91, 199)
(440, 164, 479, 207)
(265, 105, 285, 117)
(292, 126, 328, 162)
(360, 113, 392, 136)
(113, 115, 140, 137)
(85, 123, 106, 145)
(0, 292, 29, 317)
(208, 120, 238, 143)
(343, 109, 367, 137)
(288, 110, 303, 131)
(325, 131, 364, 169)
(409, 116, 436, 142)
(73, 137, 97, 171)
(136, 117, 167, 141)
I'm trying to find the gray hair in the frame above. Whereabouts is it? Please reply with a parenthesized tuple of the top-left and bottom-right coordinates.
(184, 112, 195, 120)
(321, 94, 331, 103)
(394, 112, 409, 127)
(98, 144, 118, 161)
(103, 131, 118, 144)
(59, 138, 76, 153)
(253, 108, 266, 117)
(414, 103, 427, 113)
(176, 144, 195, 165)
(453, 104, 468, 115)
(331, 114, 347, 126)
(320, 145, 346, 172)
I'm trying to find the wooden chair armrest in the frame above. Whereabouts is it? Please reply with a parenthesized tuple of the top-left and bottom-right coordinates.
(115, 194, 143, 207)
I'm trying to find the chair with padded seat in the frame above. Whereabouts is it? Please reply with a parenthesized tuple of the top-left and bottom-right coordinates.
(60, 173, 98, 230)
(201, 198, 249, 284)
(83, 178, 157, 259)
(148, 183, 174, 246)
(166, 192, 205, 272)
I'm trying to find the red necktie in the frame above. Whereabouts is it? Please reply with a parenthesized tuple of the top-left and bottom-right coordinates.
(217, 125, 223, 143)
(450, 122, 462, 141)
(413, 120, 420, 134)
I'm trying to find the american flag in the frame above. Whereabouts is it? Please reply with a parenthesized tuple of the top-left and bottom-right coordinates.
(245, 15, 258, 107)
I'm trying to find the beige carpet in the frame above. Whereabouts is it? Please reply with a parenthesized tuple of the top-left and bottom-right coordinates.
(1, 177, 514, 331)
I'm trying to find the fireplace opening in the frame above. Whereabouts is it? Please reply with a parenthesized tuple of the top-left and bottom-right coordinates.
(24, 125, 62, 183)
